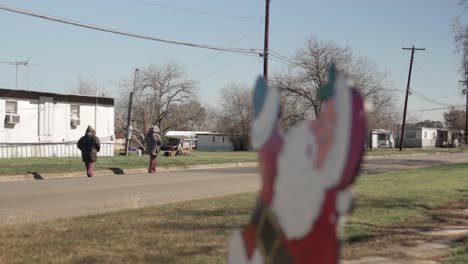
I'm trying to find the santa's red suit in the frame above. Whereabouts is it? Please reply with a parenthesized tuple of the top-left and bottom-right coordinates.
(229, 67, 367, 264)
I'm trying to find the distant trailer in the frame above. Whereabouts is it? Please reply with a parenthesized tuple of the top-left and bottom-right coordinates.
(165, 131, 234, 151)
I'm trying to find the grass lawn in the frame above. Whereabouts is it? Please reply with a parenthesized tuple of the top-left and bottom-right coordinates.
(364, 147, 466, 157)
(343, 163, 468, 243)
(0, 164, 467, 263)
(444, 238, 468, 264)
(0, 147, 465, 176)
(0, 151, 258, 175)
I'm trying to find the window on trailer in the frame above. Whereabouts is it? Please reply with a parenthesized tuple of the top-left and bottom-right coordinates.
(405, 131, 417, 139)
(378, 134, 386, 141)
(70, 105, 80, 119)
(5, 101, 18, 114)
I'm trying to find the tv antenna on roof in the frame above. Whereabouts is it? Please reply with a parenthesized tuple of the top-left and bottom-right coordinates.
(0, 57, 39, 89)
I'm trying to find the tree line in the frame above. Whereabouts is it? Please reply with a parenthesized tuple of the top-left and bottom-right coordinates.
(108, 35, 402, 150)
(74, 26, 468, 149)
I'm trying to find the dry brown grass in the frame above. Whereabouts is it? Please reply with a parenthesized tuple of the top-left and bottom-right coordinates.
(0, 193, 256, 264)
(1, 164, 467, 263)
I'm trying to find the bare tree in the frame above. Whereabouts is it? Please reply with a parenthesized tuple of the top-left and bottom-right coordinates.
(444, 108, 466, 130)
(273, 35, 398, 131)
(215, 83, 253, 150)
(453, 0, 468, 76)
(164, 100, 207, 131)
(197, 105, 220, 132)
(115, 63, 197, 147)
(274, 36, 353, 118)
(71, 76, 98, 96)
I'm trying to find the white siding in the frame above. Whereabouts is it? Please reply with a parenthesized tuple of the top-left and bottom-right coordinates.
(401, 127, 438, 148)
(0, 98, 39, 143)
(0, 97, 115, 158)
(0, 143, 114, 158)
(197, 134, 234, 151)
(420, 128, 438, 147)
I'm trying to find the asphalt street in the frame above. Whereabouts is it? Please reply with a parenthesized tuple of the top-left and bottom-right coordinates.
(0, 152, 467, 224)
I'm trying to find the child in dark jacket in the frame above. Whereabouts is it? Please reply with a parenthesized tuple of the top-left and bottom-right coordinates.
(77, 126, 101, 177)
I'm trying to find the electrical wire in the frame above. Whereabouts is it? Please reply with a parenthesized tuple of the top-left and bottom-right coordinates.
(0, 4, 262, 55)
(183, 20, 263, 73)
(269, 50, 404, 93)
(408, 105, 465, 112)
(409, 89, 452, 107)
(136, 0, 263, 21)
(269, 52, 301, 67)
(197, 57, 243, 82)
(413, 62, 455, 92)
(269, 50, 299, 65)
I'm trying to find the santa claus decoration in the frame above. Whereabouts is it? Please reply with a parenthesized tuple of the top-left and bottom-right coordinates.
(228, 65, 368, 264)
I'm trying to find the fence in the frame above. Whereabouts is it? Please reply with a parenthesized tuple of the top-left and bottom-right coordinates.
(0, 142, 114, 158)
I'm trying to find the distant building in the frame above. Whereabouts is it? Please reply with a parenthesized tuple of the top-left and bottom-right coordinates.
(435, 129, 462, 148)
(114, 133, 127, 151)
(165, 131, 234, 151)
(367, 129, 396, 149)
(0, 88, 115, 158)
(398, 127, 439, 148)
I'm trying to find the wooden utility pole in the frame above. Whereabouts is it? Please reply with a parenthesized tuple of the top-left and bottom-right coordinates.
(399, 46, 425, 151)
(125, 68, 139, 157)
(465, 80, 468, 145)
(460, 80, 468, 144)
(263, 0, 270, 81)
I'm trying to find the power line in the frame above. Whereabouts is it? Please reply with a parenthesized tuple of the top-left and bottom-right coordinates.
(136, 0, 263, 21)
(268, 54, 299, 67)
(411, 93, 462, 104)
(0, 4, 262, 55)
(269, 51, 301, 67)
(183, 20, 263, 73)
(410, 89, 452, 107)
(408, 105, 464, 112)
(269, 50, 298, 65)
(270, 50, 413, 95)
(269, 51, 404, 93)
(197, 57, 243, 82)
(413, 62, 448, 90)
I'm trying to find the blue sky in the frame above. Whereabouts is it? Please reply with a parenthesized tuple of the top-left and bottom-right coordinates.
(0, 0, 466, 121)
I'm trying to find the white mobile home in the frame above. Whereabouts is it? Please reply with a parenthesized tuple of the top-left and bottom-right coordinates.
(196, 133, 234, 151)
(399, 127, 438, 148)
(165, 131, 234, 151)
(368, 129, 396, 149)
(0, 88, 115, 158)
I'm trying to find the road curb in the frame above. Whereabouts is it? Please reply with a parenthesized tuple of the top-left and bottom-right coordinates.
(0, 162, 259, 183)
(0, 151, 465, 182)
(365, 151, 465, 159)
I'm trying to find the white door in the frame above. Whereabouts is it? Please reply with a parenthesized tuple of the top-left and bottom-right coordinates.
(39, 96, 54, 141)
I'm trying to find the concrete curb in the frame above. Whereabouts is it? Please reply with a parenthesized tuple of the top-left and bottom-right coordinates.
(364, 151, 465, 159)
(0, 162, 259, 183)
(0, 151, 465, 183)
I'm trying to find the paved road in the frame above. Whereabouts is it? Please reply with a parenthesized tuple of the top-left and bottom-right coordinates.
(1, 152, 467, 224)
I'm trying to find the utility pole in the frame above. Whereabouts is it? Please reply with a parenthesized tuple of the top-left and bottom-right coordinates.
(263, 0, 271, 81)
(399, 46, 425, 151)
(125, 68, 139, 157)
(460, 79, 468, 145)
(95, 89, 98, 133)
(465, 80, 468, 145)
